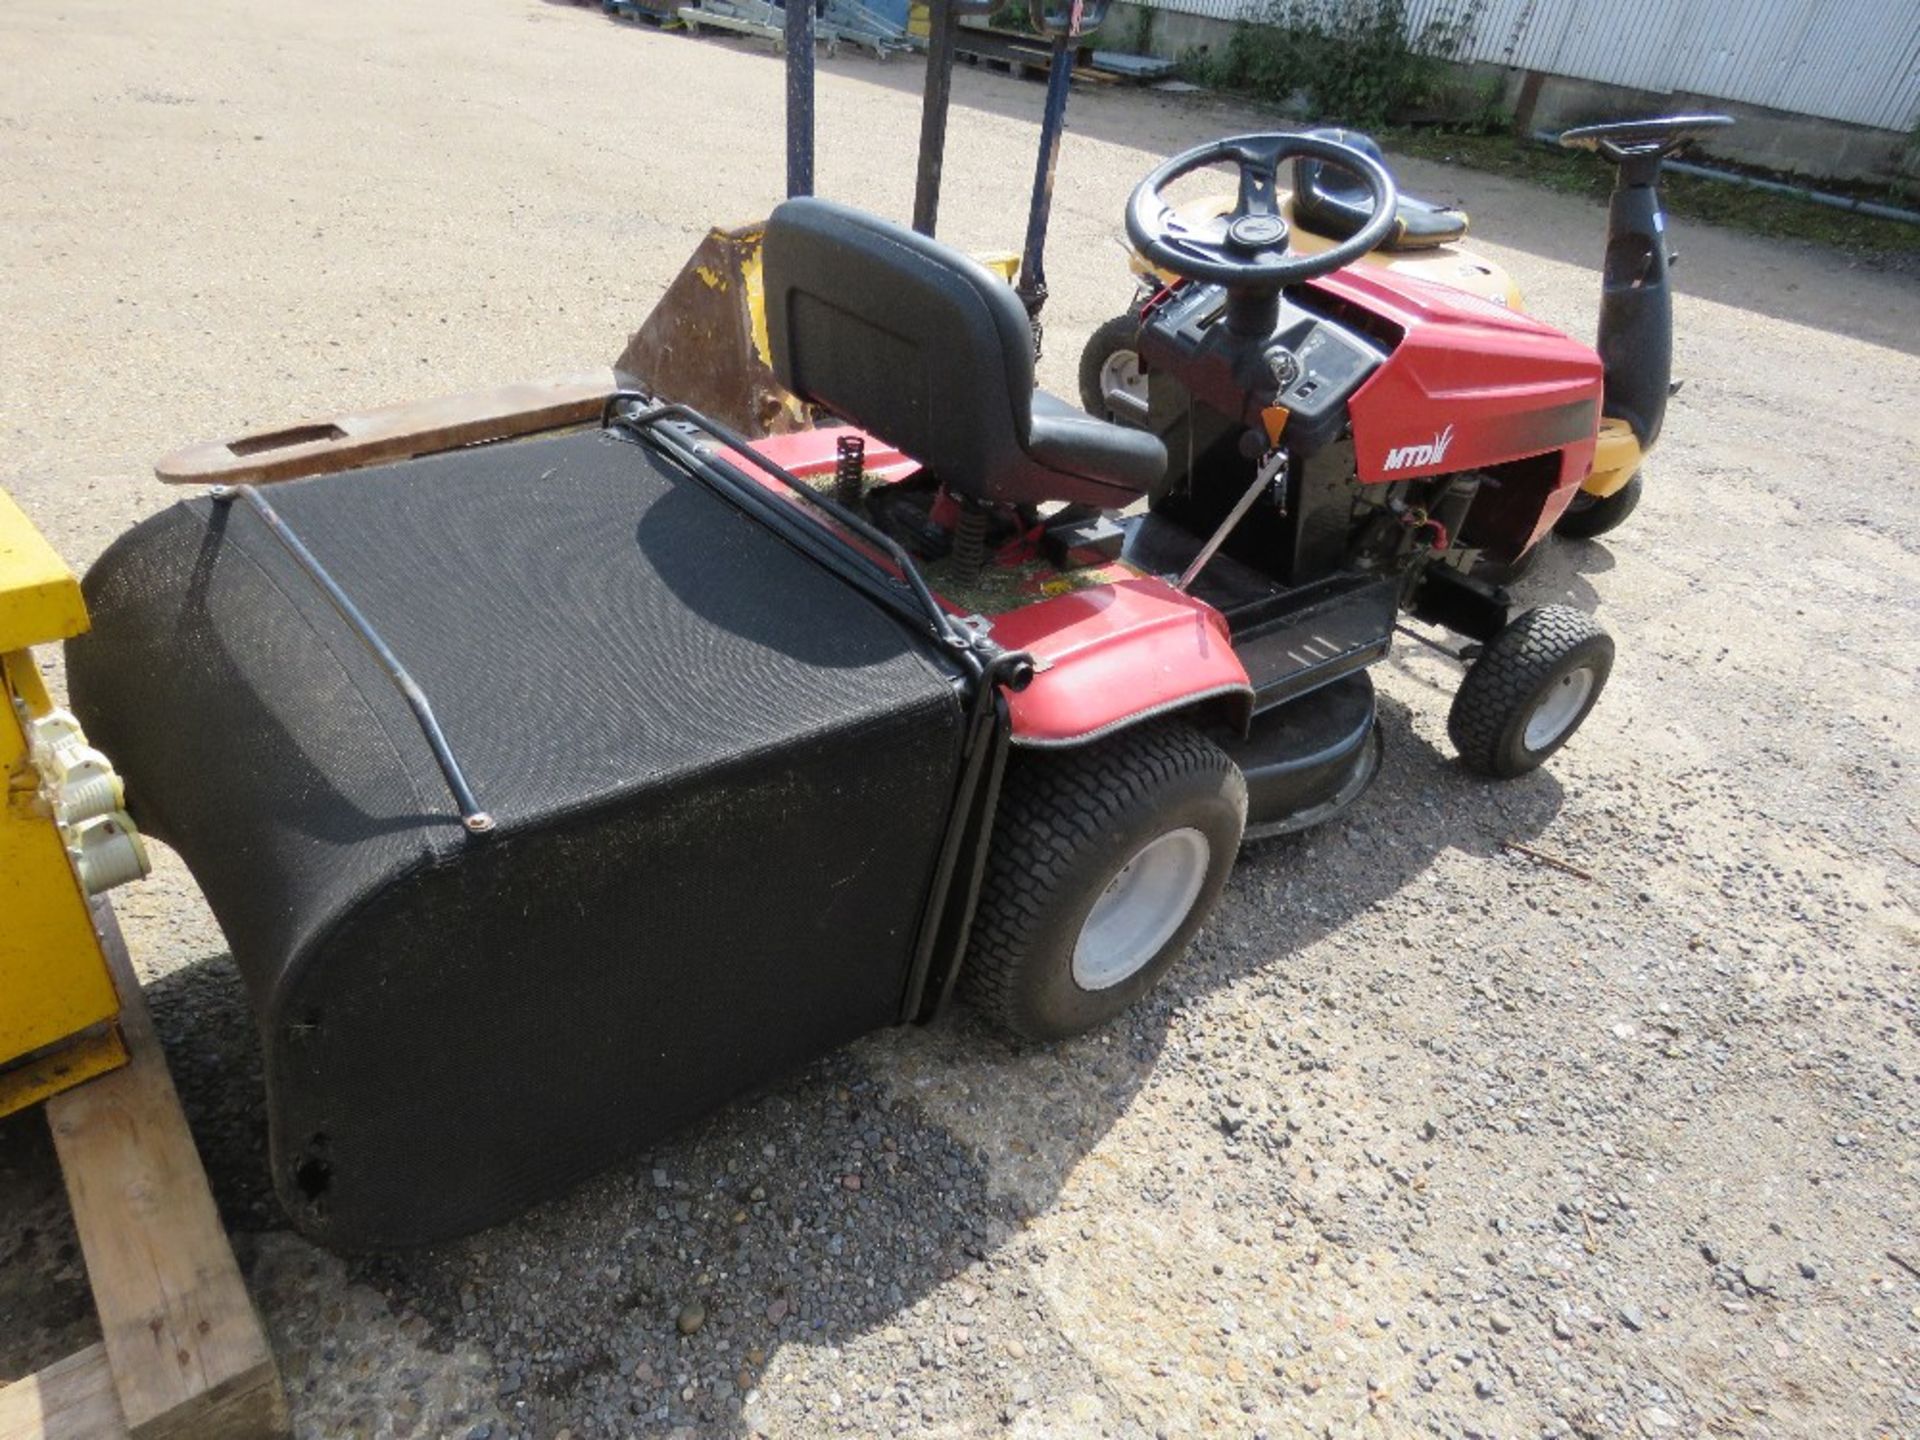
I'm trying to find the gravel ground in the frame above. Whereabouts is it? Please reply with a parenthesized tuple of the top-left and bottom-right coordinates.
(3, 2, 1918, 1437)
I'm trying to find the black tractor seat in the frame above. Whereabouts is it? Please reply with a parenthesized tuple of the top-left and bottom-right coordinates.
(762, 197, 1167, 511)
(1292, 128, 1467, 252)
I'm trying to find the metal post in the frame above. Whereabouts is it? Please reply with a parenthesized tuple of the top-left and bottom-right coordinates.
(786, 0, 815, 197)
(912, 0, 958, 235)
(1016, 30, 1074, 333)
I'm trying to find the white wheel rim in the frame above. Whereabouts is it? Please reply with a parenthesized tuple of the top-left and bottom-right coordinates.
(1524, 665, 1596, 751)
(1071, 827, 1211, 991)
(1099, 348, 1147, 412)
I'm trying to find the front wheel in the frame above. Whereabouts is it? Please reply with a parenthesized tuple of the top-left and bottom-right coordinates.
(1448, 606, 1613, 779)
(1077, 312, 1149, 426)
(1555, 472, 1642, 539)
(962, 721, 1246, 1042)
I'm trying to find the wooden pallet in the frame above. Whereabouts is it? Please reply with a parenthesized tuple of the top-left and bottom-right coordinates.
(605, 0, 681, 25)
(951, 26, 1111, 84)
(0, 906, 287, 1440)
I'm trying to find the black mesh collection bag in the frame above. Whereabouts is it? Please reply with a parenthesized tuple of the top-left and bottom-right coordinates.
(68, 428, 968, 1248)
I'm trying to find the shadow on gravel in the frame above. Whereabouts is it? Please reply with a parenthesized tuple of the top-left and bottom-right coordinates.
(142, 953, 280, 1234)
(126, 686, 1563, 1437)
(143, 942, 1114, 1434)
(129, 941, 1045, 1433)
(0, 1110, 97, 1382)
(1211, 689, 1569, 1002)
(1521, 534, 1610, 613)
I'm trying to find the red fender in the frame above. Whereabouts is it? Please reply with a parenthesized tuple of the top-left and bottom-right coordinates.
(987, 578, 1252, 747)
(749, 427, 921, 483)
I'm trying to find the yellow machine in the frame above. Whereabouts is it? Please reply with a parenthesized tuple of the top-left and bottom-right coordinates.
(0, 488, 150, 1117)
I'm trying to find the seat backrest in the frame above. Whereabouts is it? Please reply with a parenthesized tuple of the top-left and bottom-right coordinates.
(762, 198, 1034, 501)
(1293, 127, 1388, 208)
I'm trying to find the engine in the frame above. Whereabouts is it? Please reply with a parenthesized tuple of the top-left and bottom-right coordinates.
(1136, 268, 1604, 586)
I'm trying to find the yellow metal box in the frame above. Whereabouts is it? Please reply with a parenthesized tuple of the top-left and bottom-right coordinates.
(0, 489, 129, 1116)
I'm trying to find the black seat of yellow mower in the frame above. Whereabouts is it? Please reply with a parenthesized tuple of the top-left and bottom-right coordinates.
(1292, 127, 1468, 252)
(762, 196, 1167, 509)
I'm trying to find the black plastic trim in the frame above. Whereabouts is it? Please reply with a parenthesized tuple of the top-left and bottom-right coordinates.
(903, 678, 1019, 1023)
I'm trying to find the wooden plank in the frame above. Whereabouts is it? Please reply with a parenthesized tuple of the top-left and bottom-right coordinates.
(43, 907, 287, 1440)
(0, 1345, 127, 1440)
(153, 369, 621, 486)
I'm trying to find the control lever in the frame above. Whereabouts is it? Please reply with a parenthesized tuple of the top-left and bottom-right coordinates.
(1177, 445, 1288, 591)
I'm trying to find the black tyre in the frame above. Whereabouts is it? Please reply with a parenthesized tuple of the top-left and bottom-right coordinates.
(1448, 605, 1613, 779)
(1554, 472, 1642, 539)
(962, 721, 1246, 1042)
(1077, 311, 1148, 426)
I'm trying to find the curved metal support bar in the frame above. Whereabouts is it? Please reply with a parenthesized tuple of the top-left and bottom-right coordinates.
(601, 393, 989, 665)
(210, 484, 495, 836)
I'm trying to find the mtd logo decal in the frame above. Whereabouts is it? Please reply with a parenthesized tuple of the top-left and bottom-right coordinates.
(1383, 423, 1456, 472)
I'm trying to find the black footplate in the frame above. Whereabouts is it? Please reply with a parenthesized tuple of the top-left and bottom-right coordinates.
(1122, 513, 1398, 710)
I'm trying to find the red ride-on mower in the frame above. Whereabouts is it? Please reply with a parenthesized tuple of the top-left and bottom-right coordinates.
(68, 134, 1615, 1249)
(736, 136, 1618, 1022)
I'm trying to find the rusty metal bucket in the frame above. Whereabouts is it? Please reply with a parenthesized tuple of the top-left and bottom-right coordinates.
(615, 223, 816, 438)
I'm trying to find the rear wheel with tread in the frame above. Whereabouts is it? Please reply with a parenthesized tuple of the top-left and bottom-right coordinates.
(962, 721, 1245, 1042)
(1448, 605, 1613, 779)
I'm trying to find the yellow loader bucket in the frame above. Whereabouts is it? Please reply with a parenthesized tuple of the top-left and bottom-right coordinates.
(616, 224, 813, 439)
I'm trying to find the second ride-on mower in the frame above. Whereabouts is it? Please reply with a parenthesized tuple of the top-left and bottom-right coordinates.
(71, 133, 1620, 1247)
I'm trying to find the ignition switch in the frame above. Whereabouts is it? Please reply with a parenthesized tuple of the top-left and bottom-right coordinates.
(1263, 345, 1300, 391)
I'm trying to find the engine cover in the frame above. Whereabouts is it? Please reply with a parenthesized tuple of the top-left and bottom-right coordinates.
(1314, 265, 1603, 491)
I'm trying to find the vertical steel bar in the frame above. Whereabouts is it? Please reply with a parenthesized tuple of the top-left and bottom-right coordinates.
(912, 0, 958, 234)
(1015, 31, 1075, 325)
(786, 0, 816, 197)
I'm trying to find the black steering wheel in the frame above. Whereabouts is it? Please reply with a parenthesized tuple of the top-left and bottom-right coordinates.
(1559, 114, 1732, 162)
(1126, 132, 1399, 290)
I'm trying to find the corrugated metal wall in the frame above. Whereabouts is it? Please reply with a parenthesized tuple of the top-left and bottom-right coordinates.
(1146, 0, 1920, 133)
